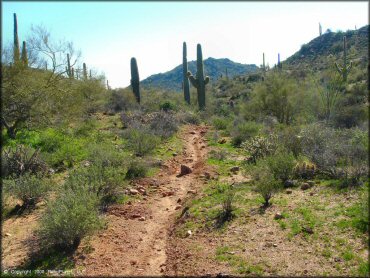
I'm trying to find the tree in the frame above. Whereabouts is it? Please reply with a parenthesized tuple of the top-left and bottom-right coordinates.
(1, 25, 81, 138)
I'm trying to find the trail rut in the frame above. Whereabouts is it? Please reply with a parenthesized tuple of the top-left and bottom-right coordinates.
(74, 125, 211, 276)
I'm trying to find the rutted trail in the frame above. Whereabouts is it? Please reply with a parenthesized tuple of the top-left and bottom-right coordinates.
(74, 125, 210, 276)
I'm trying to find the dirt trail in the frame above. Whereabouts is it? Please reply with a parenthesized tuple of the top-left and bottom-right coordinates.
(74, 124, 211, 276)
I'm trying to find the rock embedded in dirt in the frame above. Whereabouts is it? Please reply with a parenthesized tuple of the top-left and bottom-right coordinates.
(138, 216, 146, 221)
(274, 213, 284, 220)
(172, 153, 178, 157)
(131, 214, 141, 219)
(177, 198, 182, 203)
(302, 226, 314, 234)
(188, 190, 196, 194)
(175, 205, 182, 210)
(284, 179, 297, 188)
(218, 138, 226, 144)
(286, 189, 293, 194)
(301, 183, 312, 190)
(130, 260, 137, 265)
(186, 230, 192, 237)
(178, 164, 192, 176)
(230, 166, 240, 173)
(129, 189, 139, 195)
(190, 131, 196, 135)
(204, 172, 211, 180)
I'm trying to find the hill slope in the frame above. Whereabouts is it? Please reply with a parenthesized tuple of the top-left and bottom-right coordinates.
(285, 25, 368, 71)
(141, 58, 258, 91)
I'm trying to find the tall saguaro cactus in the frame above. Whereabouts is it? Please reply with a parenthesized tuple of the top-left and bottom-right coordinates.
(66, 53, 72, 78)
(335, 36, 352, 82)
(83, 63, 87, 80)
(319, 22, 322, 36)
(21, 41, 28, 67)
(187, 43, 210, 110)
(130, 57, 140, 104)
(277, 53, 282, 70)
(262, 52, 266, 73)
(13, 13, 20, 62)
(182, 42, 190, 104)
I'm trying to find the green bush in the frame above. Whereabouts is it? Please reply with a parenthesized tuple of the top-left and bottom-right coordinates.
(266, 150, 296, 183)
(159, 101, 176, 112)
(3, 173, 50, 209)
(87, 143, 126, 168)
(230, 121, 261, 147)
(278, 126, 302, 158)
(241, 134, 278, 164)
(124, 128, 160, 156)
(64, 164, 126, 208)
(251, 162, 282, 207)
(38, 128, 65, 152)
(125, 159, 148, 180)
(177, 111, 201, 125)
(38, 187, 104, 250)
(212, 117, 230, 130)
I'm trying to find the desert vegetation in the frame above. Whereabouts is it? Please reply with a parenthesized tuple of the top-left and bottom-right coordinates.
(1, 11, 368, 277)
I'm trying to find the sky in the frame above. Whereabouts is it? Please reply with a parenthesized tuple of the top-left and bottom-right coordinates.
(2, 1, 368, 88)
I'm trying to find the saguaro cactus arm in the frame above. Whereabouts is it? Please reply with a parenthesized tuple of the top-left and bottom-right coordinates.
(187, 71, 199, 88)
(204, 76, 210, 85)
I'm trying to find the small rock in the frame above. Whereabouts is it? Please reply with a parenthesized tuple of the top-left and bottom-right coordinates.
(175, 205, 182, 210)
(273, 244, 278, 247)
(83, 161, 91, 167)
(230, 166, 240, 173)
(284, 179, 296, 188)
(5, 233, 12, 237)
(130, 260, 137, 265)
(309, 192, 314, 196)
(129, 189, 139, 195)
(178, 164, 192, 176)
(190, 131, 196, 135)
(172, 153, 178, 157)
(204, 172, 211, 179)
(131, 214, 141, 219)
(186, 230, 192, 237)
(218, 138, 226, 144)
(188, 190, 196, 194)
(177, 198, 182, 203)
(334, 257, 341, 262)
(286, 189, 293, 194)
(274, 213, 284, 220)
(302, 226, 314, 234)
(307, 180, 315, 186)
(301, 183, 311, 190)
(138, 216, 146, 221)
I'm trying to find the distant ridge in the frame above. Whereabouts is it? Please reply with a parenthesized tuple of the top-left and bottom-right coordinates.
(141, 57, 258, 91)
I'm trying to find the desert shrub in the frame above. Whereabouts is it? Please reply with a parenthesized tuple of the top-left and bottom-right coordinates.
(3, 173, 49, 209)
(125, 159, 148, 180)
(38, 187, 104, 250)
(230, 121, 261, 147)
(209, 149, 228, 161)
(86, 143, 126, 168)
(278, 125, 302, 158)
(251, 161, 282, 207)
(293, 159, 317, 180)
(105, 89, 139, 113)
(64, 164, 126, 208)
(37, 128, 65, 152)
(217, 186, 236, 223)
(2, 145, 48, 178)
(266, 150, 296, 183)
(300, 124, 368, 180)
(159, 101, 177, 112)
(177, 111, 201, 125)
(120, 110, 145, 129)
(241, 134, 278, 164)
(149, 111, 178, 138)
(212, 116, 230, 130)
(123, 128, 160, 156)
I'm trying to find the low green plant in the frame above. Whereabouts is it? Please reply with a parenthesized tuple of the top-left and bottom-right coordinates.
(124, 128, 160, 156)
(212, 116, 230, 130)
(230, 121, 261, 147)
(38, 187, 104, 250)
(266, 150, 295, 183)
(3, 173, 50, 209)
(125, 159, 148, 180)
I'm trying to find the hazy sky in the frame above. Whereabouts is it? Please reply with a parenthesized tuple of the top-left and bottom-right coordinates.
(2, 1, 368, 88)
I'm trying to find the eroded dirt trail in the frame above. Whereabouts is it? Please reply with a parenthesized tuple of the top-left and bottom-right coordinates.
(74, 125, 211, 276)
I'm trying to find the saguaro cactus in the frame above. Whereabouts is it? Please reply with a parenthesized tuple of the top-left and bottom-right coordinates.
(21, 41, 28, 67)
(262, 52, 266, 73)
(277, 53, 282, 70)
(225, 68, 228, 79)
(83, 63, 87, 80)
(183, 42, 190, 104)
(13, 13, 20, 63)
(187, 43, 210, 110)
(66, 54, 72, 78)
(335, 36, 352, 82)
(319, 23, 322, 36)
(130, 57, 140, 104)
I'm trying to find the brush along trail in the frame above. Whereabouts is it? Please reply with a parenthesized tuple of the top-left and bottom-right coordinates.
(74, 124, 215, 276)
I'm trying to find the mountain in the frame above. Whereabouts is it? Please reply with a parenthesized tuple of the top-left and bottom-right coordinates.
(141, 58, 258, 91)
(285, 25, 368, 71)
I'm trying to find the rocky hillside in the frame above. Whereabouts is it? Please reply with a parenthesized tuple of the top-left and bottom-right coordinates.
(141, 58, 258, 91)
(285, 25, 368, 72)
